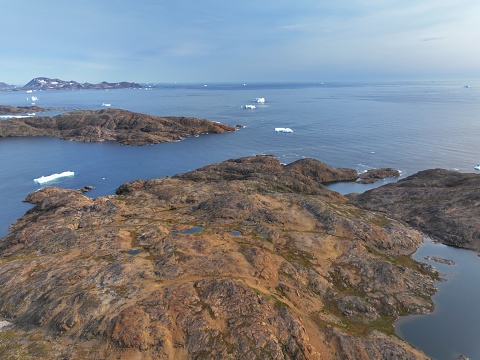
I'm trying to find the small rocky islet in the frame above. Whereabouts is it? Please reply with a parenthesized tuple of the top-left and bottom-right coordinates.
(0, 107, 478, 359)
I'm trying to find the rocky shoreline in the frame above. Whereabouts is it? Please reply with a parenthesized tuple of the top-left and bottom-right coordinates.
(0, 155, 440, 359)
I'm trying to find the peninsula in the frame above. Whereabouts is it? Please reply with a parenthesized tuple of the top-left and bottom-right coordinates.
(0, 108, 236, 145)
(0, 155, 439, 359)
(349, 168, 480, 251)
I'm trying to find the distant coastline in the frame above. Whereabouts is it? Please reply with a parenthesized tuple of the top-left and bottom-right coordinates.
(0, 76, 143, 91)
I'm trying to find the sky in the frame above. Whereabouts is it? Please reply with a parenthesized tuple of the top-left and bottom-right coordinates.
(1, 0, 480, 85)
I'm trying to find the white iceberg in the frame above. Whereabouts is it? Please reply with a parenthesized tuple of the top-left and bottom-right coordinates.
(34, 171, 75, 184)
(275, 127, 293, 133)
(243, 104, 256, 109)
(255, 97, 265, 103)
(0, 115, 35, 119)
(0, 320, 13, 330)
(475, 164, 480, 171)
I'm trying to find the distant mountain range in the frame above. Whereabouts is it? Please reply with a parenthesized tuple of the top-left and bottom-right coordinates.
(0, 77, 142, 91)
(0, 81, 16, 90)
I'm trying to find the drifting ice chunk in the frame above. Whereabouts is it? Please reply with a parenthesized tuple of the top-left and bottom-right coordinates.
(244, 104, 256, 109)
(475, 164, 480, 170)
(0, 115, 34, 119)
(34, 171, 75, 184)
(275, 127, 293, 133)
(255, 97, 265, 103)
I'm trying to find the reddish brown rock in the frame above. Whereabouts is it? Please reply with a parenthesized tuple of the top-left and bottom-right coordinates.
(0, 155, 436, 359)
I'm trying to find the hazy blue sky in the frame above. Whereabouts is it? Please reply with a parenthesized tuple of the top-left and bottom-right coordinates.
(2, 0, 479, 84)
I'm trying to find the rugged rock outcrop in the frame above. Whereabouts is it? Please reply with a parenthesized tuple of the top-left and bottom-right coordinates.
(0, 108, 236, 145)
(357, 168, 400, 184)
(0, 155, 436, 359)
(176, 156, 397, 186)
(349, 169, 480, 251)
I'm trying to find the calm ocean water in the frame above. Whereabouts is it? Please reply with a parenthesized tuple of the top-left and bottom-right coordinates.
(1, 81, 479, 359)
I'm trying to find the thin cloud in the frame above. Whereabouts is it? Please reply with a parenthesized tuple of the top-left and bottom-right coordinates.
(422, 36, 447, 42)
(278, 24, 305, 31)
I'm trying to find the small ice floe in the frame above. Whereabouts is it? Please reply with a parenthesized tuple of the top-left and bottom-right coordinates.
(243, 104, 256, 109)
(101, 103, 111, 107)
(0, 320, 14, 331)
(275, 127, 293, 133)
(474, 164, 480, 171)
(0, 115, 34, 119)
(34, 171, 75, 184)
(255, 97, 265, 103)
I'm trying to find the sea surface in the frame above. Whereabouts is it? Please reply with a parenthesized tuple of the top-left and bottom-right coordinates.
(1, 81, 479, 359)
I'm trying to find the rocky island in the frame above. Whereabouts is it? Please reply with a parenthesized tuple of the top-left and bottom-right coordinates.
(0, 105, 49, 115)
(0, 155, 440, 359)
(0, 108, 236, 145)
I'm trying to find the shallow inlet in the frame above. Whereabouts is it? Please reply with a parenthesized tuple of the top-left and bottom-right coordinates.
(394, 237, 480, 360)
